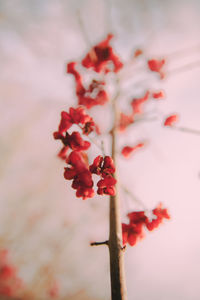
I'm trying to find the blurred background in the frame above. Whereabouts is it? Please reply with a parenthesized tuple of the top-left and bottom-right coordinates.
(0, 0, 200, 299)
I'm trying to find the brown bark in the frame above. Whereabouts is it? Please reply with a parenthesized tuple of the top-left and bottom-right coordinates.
(108, 93, 127, 300)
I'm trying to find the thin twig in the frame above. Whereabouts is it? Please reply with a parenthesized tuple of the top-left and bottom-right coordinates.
(77, 9, 98, 62)
(101, 140, 106, 156)
(121, 185, 147, 211)
(168, 125, 200, 136)
(163, 43, 200, 59)
(87, 134, 104, 152)
(90, 240, 109, 246)
(168, 60, 200, 77)
(77, 124, 105, 154)
(77, 9, 92, 47)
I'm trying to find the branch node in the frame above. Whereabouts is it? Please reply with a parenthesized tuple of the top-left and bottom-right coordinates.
(121, 245, 126, 252)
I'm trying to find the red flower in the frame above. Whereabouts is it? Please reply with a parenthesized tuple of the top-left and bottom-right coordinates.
(0, 285, 13, 297)
(64, 151, 94, 200)
(148, 59, 165, 79)
(67, 151, 87, 171)
(62, 132, 90, 152)
(0, 250, 8, 265)
(90, 156, 115, 177)
(67, 63, 109, 109)
(152, 90, 165, 99)
(118, 113, 134, 132)
(146, 203, 170, 231)
(0, 265, 16, 280)
(78, 79, 108, 109)
(164, 114, 179, 126)
(102, 156, 115, 175)
(153, 204, 170, 219)
(122, 222, 144, 246)
(82, 34, 123, 73)
(57, 146, 69, 160)
(0, 249, 23, 297)
(54, 106, 98, 139)
(97, 176, 116, 195)
(89, 155, 104, 175)
(75, 186, 94, 199)
(131, 91, 149, 115)
(69, 107, 91, 125)
(122, 204, 170, 246)
(148, 59, 165, 72)
(133, 49, 143, 58)
(90, 156, 116, 196)
(53, 111, 72, 139)
(127, 210, 148, 224)
(121, 142, 144, 158)
(79, 89, 108, 109)
(67, 62, 84, 96)
(48, 281, 59, 298)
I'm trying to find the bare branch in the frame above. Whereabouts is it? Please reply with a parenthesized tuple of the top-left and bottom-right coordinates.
(90, 241, 109, 247)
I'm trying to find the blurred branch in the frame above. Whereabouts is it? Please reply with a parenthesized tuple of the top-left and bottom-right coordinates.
(121, 185, 147, 211)
(168, 125, 200, 136)
(168, 60, 200, 77)
(77, 9, 92, 47)
(163, 43, 200, 59)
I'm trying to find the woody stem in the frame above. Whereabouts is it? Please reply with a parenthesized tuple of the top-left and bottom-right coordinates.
(108, 83, 127, 300)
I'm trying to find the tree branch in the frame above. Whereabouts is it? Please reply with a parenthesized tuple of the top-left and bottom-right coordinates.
(108, 78, 127, 300)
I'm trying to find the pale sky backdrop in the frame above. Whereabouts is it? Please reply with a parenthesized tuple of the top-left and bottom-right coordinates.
(0, 0, 200, 299)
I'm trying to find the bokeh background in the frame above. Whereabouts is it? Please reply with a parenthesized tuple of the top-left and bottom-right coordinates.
(1, 0, 200, 299)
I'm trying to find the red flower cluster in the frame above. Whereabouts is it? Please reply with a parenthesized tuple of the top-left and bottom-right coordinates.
(148, 59, 165, 79)
(121, 142, 144, 158)
(0, 249, 23, 297)
(90, 156, 116, 196)
(54, 106, 100, 160)
(64, 151, 94, 200)
(82, 34, 123, 73)
(118, 88, 167, 132)
(122, 211, 146, 246)
(164, 114, 179, 126)
(54, 107, 98, 139)
(122, 204, 170, 246)
(67, 62, 109, 109)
